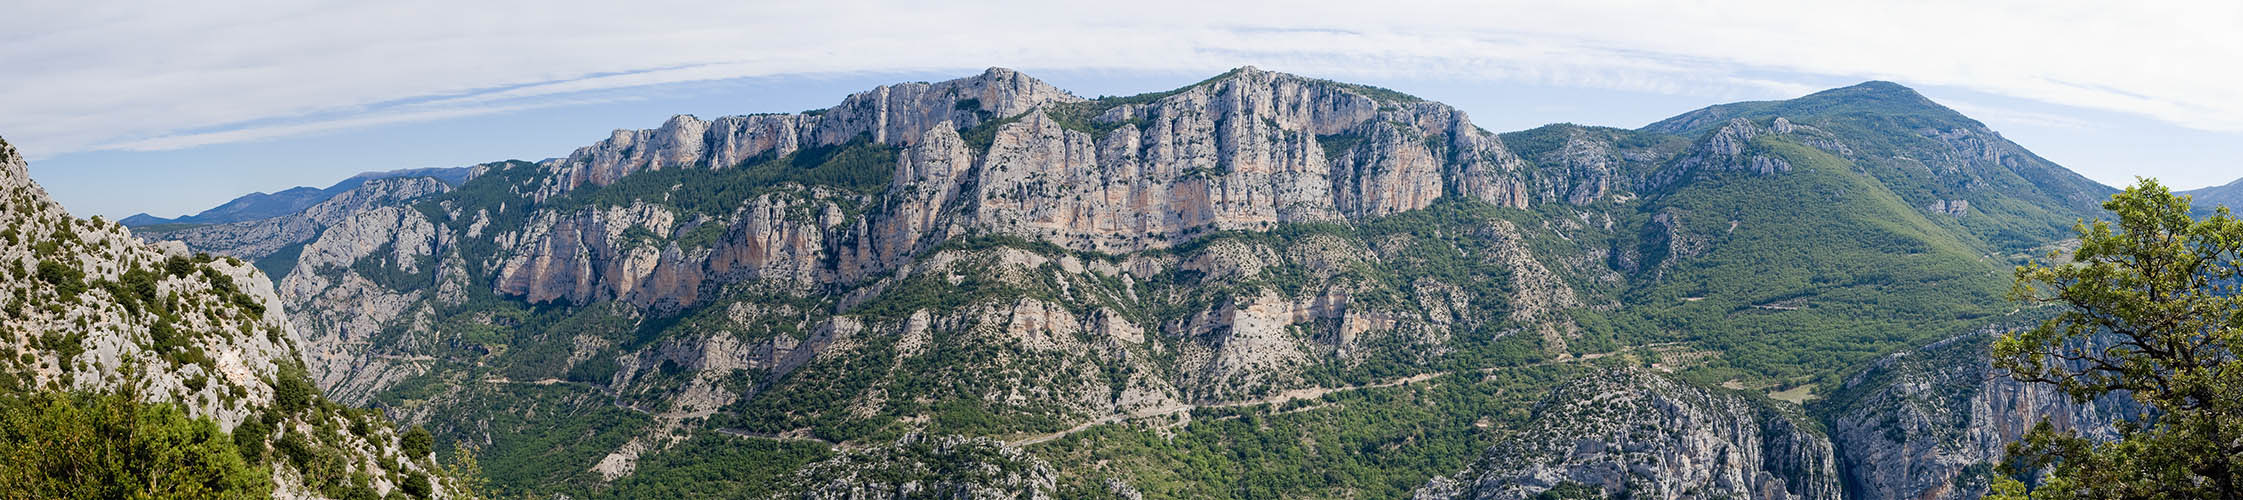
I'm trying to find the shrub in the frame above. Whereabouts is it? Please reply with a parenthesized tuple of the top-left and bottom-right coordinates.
(34, 259, 85, 300)
(401, 425, 434, 458)
(272, 364, 317, 414)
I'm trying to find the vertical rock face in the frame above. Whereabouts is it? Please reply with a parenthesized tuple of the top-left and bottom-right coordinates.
(534, 67, 1083, 199)
(487, 190, 845, 308)
(1824, 333, 2139, 500)
(1417, 369, 1842, 500)
(942, 67, 1531, 253)
(847, 123, 975, 276)
(440, 66, 1550, 310)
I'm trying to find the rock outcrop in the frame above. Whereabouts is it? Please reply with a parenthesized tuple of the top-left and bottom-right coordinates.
(1417, 369, 1842, 500)
(0, 137, 456, 499)
(1651, 118, 1796, 191)
(1824, 332, 2139, 500)
(278, 202, 448, 402)
(532, 67, 1081, 199)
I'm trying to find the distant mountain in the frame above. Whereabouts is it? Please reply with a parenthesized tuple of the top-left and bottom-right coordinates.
(1644, 81, 2114, 248)
(121, 166, 470, 227)
(136, 176, 455, 280)
(145, 67, 2125, 500)
(2182, 176, 2243, 213)
(119, 185, 332, 227)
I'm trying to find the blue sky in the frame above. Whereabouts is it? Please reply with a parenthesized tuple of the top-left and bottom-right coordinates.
(4, 1, 2238, 218)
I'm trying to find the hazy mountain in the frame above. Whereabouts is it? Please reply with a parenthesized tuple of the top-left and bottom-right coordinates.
(120, 166, 470, 227)
(140, 67, 2123, 499)
(2182, 176, 2243, 213)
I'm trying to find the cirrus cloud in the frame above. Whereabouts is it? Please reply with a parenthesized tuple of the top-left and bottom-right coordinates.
(1, 0, 2236, 158)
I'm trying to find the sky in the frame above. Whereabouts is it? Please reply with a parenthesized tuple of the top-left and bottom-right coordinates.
(3, 1, 2238, 219)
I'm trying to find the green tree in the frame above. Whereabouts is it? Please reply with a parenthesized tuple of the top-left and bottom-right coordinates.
(444, 442, 495, 500)
(401, 425, 434, 458)
(272, 362, 316, 414)
(0, 391, 272, 499)
(1990, 179, 2243, 499)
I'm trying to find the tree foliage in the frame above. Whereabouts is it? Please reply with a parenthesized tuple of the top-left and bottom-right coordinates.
(0, 391, 272, 499)
(1990, 179, 2243, 499)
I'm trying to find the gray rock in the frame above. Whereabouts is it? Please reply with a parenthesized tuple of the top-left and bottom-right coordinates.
(1417, 369, 1842, 500)
(1825, 331, 2138, 500)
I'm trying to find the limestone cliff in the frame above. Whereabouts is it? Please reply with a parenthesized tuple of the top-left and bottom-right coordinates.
(532, 67, 1081, 199)
(464, 67, 1541, 310)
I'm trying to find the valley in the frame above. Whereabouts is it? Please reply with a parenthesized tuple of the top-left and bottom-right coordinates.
(23, 65, 2171, 499)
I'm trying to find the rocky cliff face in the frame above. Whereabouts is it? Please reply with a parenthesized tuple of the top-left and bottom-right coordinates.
(1417, 369, 1841, 500)
(1823, 332, 2139, 500)
(0, 137, 454, 499)
(533, 67, 1080, 199)
(0, 139, 292, 429)
(475, 67, 1541, 312)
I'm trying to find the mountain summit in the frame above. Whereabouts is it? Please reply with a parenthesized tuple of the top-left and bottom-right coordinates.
(1643, 81, 1958, 135)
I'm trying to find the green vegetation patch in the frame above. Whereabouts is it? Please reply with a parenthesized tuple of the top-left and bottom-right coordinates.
(592, 434, 831, 499)
(1617, 136, 2011, 388)
(0, 391, 272, 499)
(1036, 366, 1588, 499)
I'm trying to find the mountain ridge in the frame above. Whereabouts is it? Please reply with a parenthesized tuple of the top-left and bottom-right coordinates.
(2182, 175, 2243, 213)
(128, 67, 2126, 500)
(122, 166, 471, 227)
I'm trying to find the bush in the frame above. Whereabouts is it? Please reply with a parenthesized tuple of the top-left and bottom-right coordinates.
(165, 255, 197, 277)
(34, 259, 85, 300)
(400, 472, 432, 498)
(272, 364, 316, 414)
(401, 425, 433, 458)
(233, 417, 271, 463)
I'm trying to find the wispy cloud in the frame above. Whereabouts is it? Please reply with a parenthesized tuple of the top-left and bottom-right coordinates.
(1, 0, 2236, 158)
(1942, 100, 2096, 130)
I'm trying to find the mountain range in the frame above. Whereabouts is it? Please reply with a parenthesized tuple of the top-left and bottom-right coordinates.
(120, 166, 471, 228)
(19, 66, 2193, 499)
